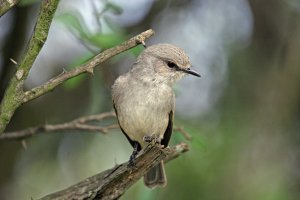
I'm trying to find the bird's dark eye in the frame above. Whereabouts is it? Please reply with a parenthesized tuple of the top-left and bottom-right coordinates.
(167, 61, 177, 69)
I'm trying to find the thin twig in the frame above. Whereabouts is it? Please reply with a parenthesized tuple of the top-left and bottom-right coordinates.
(71, 111, 115, 123)
(0, 111, 194, 143)
(22, 29, 154, 103)
(9, 58, 18, 65)
(37, 142, 189, 200)
(164, 142, 189, 162)
(0, 111, 193, 143)
(174, 126, 193, 141)
(0, 111, 117, 140)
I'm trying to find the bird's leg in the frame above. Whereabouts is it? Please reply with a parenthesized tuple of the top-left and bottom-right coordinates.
(128, 142, 139, 168)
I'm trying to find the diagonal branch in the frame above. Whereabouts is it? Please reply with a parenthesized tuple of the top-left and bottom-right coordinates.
(0, 0, 20, 17)
(37, 142, 189, 200)
(0, 0, 60, 134)
(22, 29, 154, 103)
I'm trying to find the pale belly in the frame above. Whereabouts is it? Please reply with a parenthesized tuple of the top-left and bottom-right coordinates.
(117, 86, 173, 147)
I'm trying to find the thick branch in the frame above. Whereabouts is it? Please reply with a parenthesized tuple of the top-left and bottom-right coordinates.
(0, 0, 20, 17)
(0, 0, 60, 134)
(18, 0, 60, 79)
(38, 142, 189, 200)
(0, 111, 117, 140)
(23, 29, 155, 103)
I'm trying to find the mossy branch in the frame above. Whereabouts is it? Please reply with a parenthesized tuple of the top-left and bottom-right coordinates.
(0, 0, 20, 17)
(0, 0, 60, 133)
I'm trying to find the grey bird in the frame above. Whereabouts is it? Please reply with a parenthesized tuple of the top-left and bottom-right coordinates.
(112, 43, 200, 188)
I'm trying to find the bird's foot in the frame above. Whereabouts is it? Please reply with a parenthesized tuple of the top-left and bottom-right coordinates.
(143, 134, 161, 146)
(128, 153, 138, 169)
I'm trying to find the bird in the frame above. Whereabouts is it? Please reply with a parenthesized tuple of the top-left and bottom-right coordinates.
(112, 43, 200, 188)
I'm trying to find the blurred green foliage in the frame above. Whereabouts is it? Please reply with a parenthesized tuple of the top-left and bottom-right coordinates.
(19, 0, 40, 6)
(1, 1, 300, 200)
(55, 2, 143, 91)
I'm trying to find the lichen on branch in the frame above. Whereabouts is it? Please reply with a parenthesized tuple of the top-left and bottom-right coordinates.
(0, 0, 60, 134)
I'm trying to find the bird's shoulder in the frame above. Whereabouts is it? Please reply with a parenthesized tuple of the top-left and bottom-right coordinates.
(112, 74, 128, 103)
(112, 72, 174, 106)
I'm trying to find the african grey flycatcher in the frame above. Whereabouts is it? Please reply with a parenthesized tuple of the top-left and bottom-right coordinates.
(112, 43, 200, 188)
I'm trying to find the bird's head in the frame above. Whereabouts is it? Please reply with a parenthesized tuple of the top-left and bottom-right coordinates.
(136, 43, 200, 85)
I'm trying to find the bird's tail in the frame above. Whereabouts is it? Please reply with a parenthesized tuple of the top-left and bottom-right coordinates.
(144, 161, 167, 188)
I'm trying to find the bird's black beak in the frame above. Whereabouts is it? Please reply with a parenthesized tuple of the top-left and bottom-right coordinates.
(181, 68, 201, 77)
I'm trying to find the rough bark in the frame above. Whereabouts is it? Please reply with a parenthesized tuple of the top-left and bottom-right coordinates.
(38, 143, 189, 200)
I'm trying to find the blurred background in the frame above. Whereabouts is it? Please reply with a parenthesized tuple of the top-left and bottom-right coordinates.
(0, 0, 300, 199)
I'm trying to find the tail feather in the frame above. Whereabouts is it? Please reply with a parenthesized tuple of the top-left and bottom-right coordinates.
(144, 161, 167, 188)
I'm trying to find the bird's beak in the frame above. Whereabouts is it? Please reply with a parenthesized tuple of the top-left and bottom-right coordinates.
(181, 67, 201, 77)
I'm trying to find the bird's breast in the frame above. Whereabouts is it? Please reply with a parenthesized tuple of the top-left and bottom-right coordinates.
(116, 82, 174, 146)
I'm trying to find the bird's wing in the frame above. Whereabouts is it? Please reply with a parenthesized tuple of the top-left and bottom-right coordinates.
(160, 110, 173, 147)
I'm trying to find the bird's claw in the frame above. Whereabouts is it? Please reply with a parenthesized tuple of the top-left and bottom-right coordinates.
(128, 142, 139, 169)
(128, 158, 138, 169)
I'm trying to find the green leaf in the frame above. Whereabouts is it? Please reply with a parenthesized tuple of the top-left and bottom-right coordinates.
(19, 0, 39, 6)
(192, 134, 207, 152)
(63, 75, 86, 90)
(63, 52, 95, 90)
(130, 45, 144, 57)
(88, 33, 125, 49)
(55, 12, 89, 38)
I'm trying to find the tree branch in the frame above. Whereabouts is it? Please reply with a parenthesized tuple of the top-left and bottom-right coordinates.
(0, 0, 60, 134)
(0, 111, 117, 140)
(0, 111, 190, 142)
(0, 0, 20, 17)
(0, 112, 191, 199)
(37, 142, 189, 200)
(22, 29, 154, 103)
(0, 17, 154, 134)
